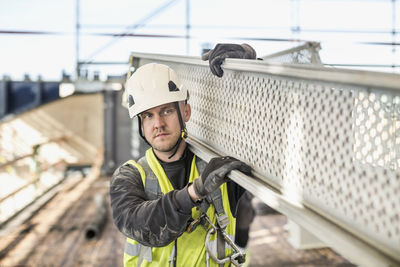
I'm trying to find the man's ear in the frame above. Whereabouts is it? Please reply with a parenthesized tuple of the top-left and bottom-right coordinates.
(183, 103, 191, 122)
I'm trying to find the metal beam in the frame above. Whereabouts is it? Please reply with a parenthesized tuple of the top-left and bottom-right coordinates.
(187, 136, 399, 267)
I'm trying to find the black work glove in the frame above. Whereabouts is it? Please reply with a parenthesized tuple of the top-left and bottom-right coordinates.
(201, 43, 257, 78)
(193, 156, 251, 199)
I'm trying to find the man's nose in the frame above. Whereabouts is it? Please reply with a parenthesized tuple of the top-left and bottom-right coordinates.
(153, 114, 165, 128)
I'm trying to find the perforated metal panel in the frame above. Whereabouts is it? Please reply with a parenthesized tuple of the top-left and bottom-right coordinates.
(132, 54, 400, 262)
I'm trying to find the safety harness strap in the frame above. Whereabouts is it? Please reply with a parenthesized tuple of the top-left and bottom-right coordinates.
(217, 230, 225, 267)
(195, 157, 227, 225)
(205, 189, 227, 267)
(195, 157, 230, 267)
(138, 157, 162, 200)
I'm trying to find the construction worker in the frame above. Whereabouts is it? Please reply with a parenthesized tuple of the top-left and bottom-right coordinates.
(110, 61, 255, 266)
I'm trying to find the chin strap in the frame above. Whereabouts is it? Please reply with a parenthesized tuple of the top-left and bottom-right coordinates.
(167, 102, 188, 159)
(137, 116, 152, 147)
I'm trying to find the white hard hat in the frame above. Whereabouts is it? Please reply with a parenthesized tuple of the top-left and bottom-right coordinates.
(125, 63, 187, 118)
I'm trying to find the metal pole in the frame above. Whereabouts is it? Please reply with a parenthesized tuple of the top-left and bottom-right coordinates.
(290, 0, 300, 36)
(185, 0, 190, 55)
(103, 90, 117, 174)
(392, 0, 397, 72)
(85, 194, 108, 239)
(75, 0, 80, 78)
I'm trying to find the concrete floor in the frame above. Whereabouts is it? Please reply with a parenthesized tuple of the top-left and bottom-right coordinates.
(247, 210, 355, 267)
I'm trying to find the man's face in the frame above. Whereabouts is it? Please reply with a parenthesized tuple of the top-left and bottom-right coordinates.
(140, 102, 191, 153)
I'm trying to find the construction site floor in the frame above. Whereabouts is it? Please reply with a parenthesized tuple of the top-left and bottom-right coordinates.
(0, 176, 355, 267)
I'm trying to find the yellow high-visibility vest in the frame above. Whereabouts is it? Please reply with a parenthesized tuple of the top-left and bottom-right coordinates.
(123, 148, 236, 267)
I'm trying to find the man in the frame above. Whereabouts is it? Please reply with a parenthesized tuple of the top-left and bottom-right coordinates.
(110, 62, 254, 267)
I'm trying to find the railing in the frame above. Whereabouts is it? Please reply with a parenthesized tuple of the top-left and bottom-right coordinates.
(128, 51, 400, 267)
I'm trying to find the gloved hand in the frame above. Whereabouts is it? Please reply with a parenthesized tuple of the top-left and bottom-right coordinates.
(193, 156, 251, 199)
(201, 43, 257, 78)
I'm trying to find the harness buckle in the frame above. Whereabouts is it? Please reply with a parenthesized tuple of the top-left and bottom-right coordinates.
(186, 214, 209, 233)
(216, 213, 229, 229)
(186, 218, 201, 233)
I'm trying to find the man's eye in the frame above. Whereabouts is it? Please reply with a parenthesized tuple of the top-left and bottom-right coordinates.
(164, 109, 174, 115)
(143, 113, 152, 119)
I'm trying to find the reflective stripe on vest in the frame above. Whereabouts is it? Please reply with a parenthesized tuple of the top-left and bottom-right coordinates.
(207, 234, 236, 258)
(125, 241, 152, 264)
(123, 148, 236, 267)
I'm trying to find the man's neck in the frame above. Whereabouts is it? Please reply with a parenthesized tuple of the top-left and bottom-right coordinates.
(153, 141, 187, 163)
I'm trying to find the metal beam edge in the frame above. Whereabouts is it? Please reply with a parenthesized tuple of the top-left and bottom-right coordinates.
(129, 52, 400, 92)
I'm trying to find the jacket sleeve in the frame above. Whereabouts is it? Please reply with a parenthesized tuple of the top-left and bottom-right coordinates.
(109, 164, 195, 247)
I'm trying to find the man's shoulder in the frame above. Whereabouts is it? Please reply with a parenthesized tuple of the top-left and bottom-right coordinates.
(111, 160, 144, 184)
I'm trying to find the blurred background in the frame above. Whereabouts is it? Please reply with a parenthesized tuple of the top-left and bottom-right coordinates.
(0, 0, 399, 266)
(1, 0, 399, 82)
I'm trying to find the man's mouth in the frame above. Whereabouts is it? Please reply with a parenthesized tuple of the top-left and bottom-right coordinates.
(155, 133, 169, 138)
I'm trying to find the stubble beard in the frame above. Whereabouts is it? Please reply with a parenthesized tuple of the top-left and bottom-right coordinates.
(151, 134, 180, 153)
